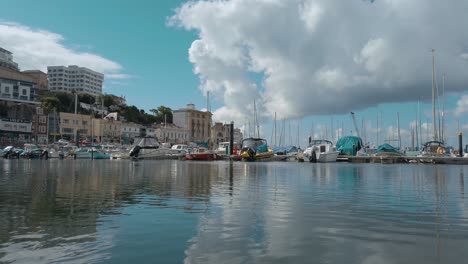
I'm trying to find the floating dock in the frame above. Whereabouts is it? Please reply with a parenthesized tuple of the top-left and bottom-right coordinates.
(338, 155, 468, 165)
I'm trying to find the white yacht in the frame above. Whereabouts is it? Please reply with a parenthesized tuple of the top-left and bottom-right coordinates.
(303, 139, 339, 163)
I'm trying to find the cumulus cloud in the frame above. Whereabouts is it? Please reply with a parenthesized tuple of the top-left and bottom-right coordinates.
(171, 0, 468, 124)
(454, 95, 468, 116)
(0, 22, 128, 80)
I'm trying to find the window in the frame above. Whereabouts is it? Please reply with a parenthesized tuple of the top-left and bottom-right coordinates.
(5, 87, 9, 93)
(22, 89, 27, 95)
(82, 121, 88, 126)
(62, 128, 73, 133)
(63, 119, 69, 124)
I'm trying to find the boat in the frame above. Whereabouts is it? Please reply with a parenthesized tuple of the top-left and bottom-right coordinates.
(185, 147, 221, 161)
(417, 141, 455, 162)
(239, 137, 274, 161)
(336, 136, 366, 156)
(1, 146, 21, 159)
(373, 143, 403, 157)
(71, 147, 111, 159)
(125, 137, 182, 159)
(21, 144, 49, 159)
(303, 139, 339, 163)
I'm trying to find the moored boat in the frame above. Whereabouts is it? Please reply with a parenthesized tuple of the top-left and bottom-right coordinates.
(240, 137, 274, 161)
(303, 139, 339, 163)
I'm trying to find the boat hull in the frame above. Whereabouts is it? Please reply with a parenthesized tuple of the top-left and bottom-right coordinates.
(317, 151, 339, 162)
(185, 153, 220, 161)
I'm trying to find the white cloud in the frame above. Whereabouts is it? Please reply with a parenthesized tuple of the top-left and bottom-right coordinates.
(454, 95, 468, 116)
(171, 0, 468, 124)
(0, 22, 128, 80)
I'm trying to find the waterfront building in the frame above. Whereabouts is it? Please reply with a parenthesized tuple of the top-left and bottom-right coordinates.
(0, 47, 19, 71)
(47, 65, 104, 96)
(0, 118, 32, 146)
(0, 67, 38, 104)
(173, 104, 212, 144)
(146, 126, 156, 138)
(210, 122, 243, 149)
(59, 112, 91, 141)
(0, 65, 39, 145)
(92, 118, 122, 144)
(121, 122, 143, 144)
(31, 107, 48, 144)
(154, 123, 189, 144)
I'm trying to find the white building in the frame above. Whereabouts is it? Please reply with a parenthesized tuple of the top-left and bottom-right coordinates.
(121, 122, 143, 144)
(47, 65, 104, 96)
(0, 47, 19, 71)
(0, 67, 37, 103)
(154, 123, 189, 144)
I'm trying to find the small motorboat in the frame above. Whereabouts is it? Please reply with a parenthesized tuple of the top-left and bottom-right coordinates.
(185, 147, 221, 161)
(240, 137, 274, 161)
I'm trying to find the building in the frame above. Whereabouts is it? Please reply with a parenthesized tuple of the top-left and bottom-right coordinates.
(22, 70, 48, 92)
(31, 107, 48, 144)
(0, 118, 32, 146)
(173, 104, 212, 143)
(0, 47, 19, 71)
(92, 118, 122, 143)
(0, 67, 38, 103)
(47, 65, 104, 96)
(211, 122, 243, 149)
(121, 122, 143, 144)
(154, 123, 189, 144)
(59, 112, 91, 141)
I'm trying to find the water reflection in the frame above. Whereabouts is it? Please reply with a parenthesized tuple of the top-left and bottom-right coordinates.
(1, 160, 468, 263)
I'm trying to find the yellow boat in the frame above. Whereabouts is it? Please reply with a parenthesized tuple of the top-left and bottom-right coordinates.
(240, 138, 274, 161)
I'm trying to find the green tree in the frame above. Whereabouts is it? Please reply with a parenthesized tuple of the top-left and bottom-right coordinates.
(40, 96, 61, 114)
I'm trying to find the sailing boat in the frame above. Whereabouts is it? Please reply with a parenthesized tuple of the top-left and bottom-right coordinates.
(418, 50, 453, 160)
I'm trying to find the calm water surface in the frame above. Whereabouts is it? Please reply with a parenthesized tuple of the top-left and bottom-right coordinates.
(1, 160, 468, 263)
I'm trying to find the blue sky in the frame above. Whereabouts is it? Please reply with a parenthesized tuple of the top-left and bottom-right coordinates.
(1, 0, 468, 148)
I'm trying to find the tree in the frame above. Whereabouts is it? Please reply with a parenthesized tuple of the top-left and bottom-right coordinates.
(155, 106, 173, 123)
(40, 96, 61, 114)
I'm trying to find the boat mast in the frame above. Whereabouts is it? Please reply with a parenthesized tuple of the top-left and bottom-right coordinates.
(441, 74, 445, 143)
(274, 112, 277, 146)
(431, 49, 438, 141)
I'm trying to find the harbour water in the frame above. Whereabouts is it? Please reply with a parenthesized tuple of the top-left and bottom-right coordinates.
(1, 160, 468, 263)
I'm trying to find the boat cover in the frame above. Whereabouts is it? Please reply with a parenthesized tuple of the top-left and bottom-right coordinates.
(336, 136, 362, 156)
(273, 146, 298, 154)
(374, 143, 399, 154)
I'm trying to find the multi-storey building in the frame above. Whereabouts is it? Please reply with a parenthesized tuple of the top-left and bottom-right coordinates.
(154, 123, 189, 144)
(59, 112, 91, 141)
(31, 107, 48, 144)
(92, 118, 122, 143)
(0, 47, 19, 71)
(211, 122, 243, 149)
(47, 65, 104, 96)
(121, 122, 143, 144)
(173, 104, 212, 143)
(0, 67, 38, 103)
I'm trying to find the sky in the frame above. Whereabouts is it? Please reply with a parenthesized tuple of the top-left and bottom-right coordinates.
(1, 0, 468, 148)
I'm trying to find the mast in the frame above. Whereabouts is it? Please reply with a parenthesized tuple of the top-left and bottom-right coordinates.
(416, 99, 419, 149)
(274, 112, 277, 146)
(431, 49, 438, 141)
(397, 112, 401, 149)
(441, 74, 445, 143)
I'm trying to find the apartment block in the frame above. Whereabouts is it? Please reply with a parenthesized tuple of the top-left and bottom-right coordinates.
(48, 65, 104, 96)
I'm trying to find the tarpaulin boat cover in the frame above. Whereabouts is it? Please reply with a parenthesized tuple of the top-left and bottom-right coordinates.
(273, 146, 298, 154)
(374, 143, 399, 154)
(336, 136, 363, 156)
